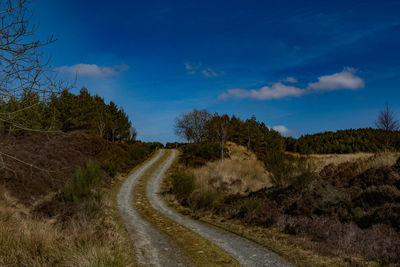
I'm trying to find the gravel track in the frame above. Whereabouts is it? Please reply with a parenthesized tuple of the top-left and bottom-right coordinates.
(117, 150, 190, 267)
(147, 149, 293, 267)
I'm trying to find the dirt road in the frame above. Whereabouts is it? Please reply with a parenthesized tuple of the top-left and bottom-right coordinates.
(118, 149, 292, 266)
(117, 150, 190, 266)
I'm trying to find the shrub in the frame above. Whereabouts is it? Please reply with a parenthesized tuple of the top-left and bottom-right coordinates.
(64, 160, 101, 202)
(125, 146, 148, 166)
(264, 152, 295, 187)
(264, 152, 315, 188)
(102, 161, 121, 177)
(190, 190, 218, 210)
(180, 142, 221, 167)
(241, 197, 262, 213)
(171, 172, 196, 199)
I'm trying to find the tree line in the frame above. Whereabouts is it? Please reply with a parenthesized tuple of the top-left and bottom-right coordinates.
(285, 128, 400, 154)
(174, 107, 400, 157)
(286, 104, 400, 154)
(0, 87, 135, 142)
(174, 109, 285, 161)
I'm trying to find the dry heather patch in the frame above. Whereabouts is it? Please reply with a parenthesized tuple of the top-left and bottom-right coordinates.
(192, 142, 271, 196)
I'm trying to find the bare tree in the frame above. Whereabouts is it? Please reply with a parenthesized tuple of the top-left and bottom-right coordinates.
(375, 103, 399, 131)
(174, 109, 212, 142)
(207, 114, 230, 161)
(0, 0, 64, 170)
(97, 116, 106, 138)
(0, 0, 57, 102)
(375, 103, 399, 149)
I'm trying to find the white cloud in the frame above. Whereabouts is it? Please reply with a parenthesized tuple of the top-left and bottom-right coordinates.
(272, 125, 297, 137)
(307, 67, 364, 91)
(220, 68, 364, 100)
(201, 67, 218, 77)
(184, 62, 199, 75)
(184, 62, 221, 77)
(220, 82, 306, 100)
(283, 77, 298, 83)
(56, 64, 129, 77)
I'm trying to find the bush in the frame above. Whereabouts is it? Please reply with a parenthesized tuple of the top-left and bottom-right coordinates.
(190, 190, 218, 210)
(180, 142, 221, 167)
(264, 152, 315, 188)
(125, 147, 147, 166)
(102, 161, 121, 177)
(171, 172, 196, 199)
(64, 160, 101, 202)
(264, 152, 295, 187)
(241, 197, 262, 213)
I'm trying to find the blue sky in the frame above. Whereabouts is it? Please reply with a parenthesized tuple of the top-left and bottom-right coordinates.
(32, 0, 400, 143)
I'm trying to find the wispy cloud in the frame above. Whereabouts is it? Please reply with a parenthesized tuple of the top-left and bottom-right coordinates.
(184, 62, 201, 75)
(201, 67, 218, 77)
(307, 67, 364, 91)
(184, 62, 222, 77)
(283, 77, 298, 83)
(56, 63, 129, 77)
(272, 125, 297, 137)
(220, 68, 364, 100)
(220, 82, 306, 100)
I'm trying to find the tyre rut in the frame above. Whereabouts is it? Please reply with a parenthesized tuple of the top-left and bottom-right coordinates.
(147, 149, 294, 267)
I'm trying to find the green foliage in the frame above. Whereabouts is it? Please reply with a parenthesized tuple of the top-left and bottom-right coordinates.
(190, 190, 218, 210)
(174, 112, 285, 166)
(241, 197, 263, 213)
(125, 147, 148, 166)
(286, 128, 400, 154)
(64, 160, 101, 202)
(125, 142, 162, 166)
(171, 172, 195, 199)
(264, 152, 295, 188)
(165, 142, 187, 149)
(102, 161, 121, 177)
(180, 142, 222, 167)
(205, 114, 285, 160)
(0, 88, 134, 142)
(264, 152, 315, 188)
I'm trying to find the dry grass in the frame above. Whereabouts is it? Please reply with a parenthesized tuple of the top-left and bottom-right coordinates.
(164, 182, 381, 267)
(191, 142, 271, 196)
(298, 152, 400, 172)
(0, 187, 134, 267)
(165, 145, 400, 266)
(354, 152, 400, 173)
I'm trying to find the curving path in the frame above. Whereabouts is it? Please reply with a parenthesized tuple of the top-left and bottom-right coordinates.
(117, 150, 190, 267)
(118, 149, 293, 266)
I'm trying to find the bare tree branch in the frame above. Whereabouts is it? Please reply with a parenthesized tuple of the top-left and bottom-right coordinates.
(375, 103, 399, 131)
(174, 109, 212, 142)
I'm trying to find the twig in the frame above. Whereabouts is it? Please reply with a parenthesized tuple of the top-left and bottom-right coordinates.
(0, 151, 59, 172)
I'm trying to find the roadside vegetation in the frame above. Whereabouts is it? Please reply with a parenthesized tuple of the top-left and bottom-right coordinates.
(165, 109, 400, 266)
(0, 131, 160, 266)
(0, 1, 164, 265)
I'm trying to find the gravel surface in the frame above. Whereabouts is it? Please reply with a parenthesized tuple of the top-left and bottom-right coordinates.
(147, 149, 294, 267)
(117, 150, 190, 267)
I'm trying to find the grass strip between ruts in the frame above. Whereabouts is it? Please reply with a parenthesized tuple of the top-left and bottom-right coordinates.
(133, 150, 240, 267)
